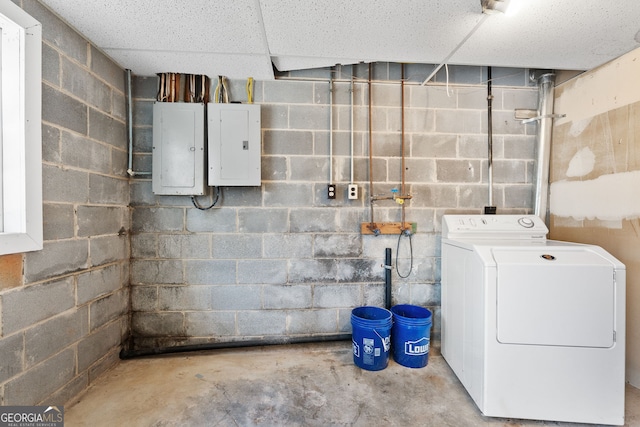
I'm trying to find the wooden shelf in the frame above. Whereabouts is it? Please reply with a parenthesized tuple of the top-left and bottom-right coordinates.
(360, 222, 417, 235)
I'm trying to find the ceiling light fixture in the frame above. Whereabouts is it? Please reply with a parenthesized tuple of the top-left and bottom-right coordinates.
(482, 0, 522, 16)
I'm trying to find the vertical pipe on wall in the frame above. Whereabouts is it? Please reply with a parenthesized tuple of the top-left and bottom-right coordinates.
(125, 69, 151, 176)
(329, 73, 333, 185)
(533, 73, 556, 224)
(397, 65, 414, 279)
(126, 69, 134, 176)
(485, 66, 496, 214)
(385, 248, 392, 309)
(368, 64, 376, 228)
(350, 74, 355, 184)
(400, 64, 407, 227)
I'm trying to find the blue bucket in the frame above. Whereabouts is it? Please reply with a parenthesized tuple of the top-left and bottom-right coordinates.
(391, 304, 432, 368)
(351, 306, 392, 371)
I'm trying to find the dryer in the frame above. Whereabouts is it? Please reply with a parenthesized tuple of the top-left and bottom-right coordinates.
(441, 214, 625, 425)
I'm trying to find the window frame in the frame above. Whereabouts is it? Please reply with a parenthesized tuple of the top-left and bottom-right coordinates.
(0, 3, 42, 256)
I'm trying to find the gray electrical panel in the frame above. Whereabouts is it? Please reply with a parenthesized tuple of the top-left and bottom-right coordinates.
(152, 102, 206, 195)
(208, 103, 261, 186)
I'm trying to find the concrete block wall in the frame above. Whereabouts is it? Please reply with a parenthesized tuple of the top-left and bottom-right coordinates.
(129, 64, 538, 349)
(0, 1, 129, 406)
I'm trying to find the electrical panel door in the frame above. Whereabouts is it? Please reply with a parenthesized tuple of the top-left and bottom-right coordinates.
(208, 103, 261, 186)
(152, 102, 205, 195)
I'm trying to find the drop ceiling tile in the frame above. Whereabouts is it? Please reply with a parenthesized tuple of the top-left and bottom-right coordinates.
(42, 0, 268, 53)
(260, 0, 482, 64)
(451, 0, 640, 70)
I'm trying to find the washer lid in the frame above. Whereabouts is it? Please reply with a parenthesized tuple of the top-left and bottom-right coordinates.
(494, 248, 616, 348)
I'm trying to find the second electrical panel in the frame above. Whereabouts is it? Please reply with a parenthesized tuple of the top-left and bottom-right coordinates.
(208, 103, 261, 186)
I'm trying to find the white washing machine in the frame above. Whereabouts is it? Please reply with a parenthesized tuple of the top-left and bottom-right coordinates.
(441, 214, 625, 425)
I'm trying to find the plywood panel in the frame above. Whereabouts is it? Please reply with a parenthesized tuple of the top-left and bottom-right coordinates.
(555, 48, 640, 126)
(551, 46, 640, 387)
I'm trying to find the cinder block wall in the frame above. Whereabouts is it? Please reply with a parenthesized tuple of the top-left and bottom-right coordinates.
(0, 1, 129, 405)
(129, 64, 538, 349)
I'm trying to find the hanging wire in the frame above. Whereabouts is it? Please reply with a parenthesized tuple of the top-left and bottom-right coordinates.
(246, 77, 254, 103)
(214, 76, 230, 103)
(214, 76, 221, 103)
(445, 64, 453, 97)
(191, 186, 221, 210)
(395, 230, 413, 279)
(170, 73, 179, 102)
(157, 73, 165, 101)
(184, 74, 209, 103)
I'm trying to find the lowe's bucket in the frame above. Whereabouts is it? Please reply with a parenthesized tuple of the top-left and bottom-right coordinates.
(351, 306, 392, 371)
(391, 304, 432, 368)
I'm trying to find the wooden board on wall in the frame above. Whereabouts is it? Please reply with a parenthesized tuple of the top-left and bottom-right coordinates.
(551, 46, 640, 387)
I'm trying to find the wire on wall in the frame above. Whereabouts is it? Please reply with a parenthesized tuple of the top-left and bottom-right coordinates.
(191, 186, 220, 210)
(395, 230, 413, 279)
(420, 14, 490, 86)
(157, 72, 209, 103)
(157, 73, 180, 102)
(214, 75, 230, 103)
(184, 74, 210, 103)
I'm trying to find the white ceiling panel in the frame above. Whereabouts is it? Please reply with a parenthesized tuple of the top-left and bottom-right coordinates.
(260, 0, 482, 66)
(41, 0, 275, 79)
(451, 0, 640, 70)
(43, 0, 267, 52)
(39, 0, 640, 80)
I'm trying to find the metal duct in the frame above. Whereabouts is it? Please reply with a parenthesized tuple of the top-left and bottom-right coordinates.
(532, 72, 556, 224)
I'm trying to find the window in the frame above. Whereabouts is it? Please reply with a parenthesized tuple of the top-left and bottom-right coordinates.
(0, 3, 42, 255)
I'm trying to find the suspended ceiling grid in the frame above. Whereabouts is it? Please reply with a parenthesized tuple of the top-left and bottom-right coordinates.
(40, 0, 640, 80)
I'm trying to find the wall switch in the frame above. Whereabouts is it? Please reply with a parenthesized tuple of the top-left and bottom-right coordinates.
(327, 184, 336, 199)
(348, 184, 358, 200)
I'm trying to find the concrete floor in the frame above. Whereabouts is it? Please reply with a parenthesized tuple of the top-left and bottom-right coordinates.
(65, 341, 640, 426)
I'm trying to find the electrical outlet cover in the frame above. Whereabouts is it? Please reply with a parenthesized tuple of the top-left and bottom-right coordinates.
(328, 184, 336, 199)
(348, 184, 358, 200)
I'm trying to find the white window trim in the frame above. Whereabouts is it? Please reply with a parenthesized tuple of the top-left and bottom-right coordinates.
(0, 3, 42, 255)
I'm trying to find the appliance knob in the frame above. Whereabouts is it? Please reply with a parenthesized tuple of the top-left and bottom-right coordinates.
(518, 217, 535, 228)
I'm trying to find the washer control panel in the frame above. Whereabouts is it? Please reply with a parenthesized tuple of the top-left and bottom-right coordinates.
(442, 215, 548, 240)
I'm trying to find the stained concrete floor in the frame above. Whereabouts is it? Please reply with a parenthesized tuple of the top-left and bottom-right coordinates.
(65, 341, 640, 426)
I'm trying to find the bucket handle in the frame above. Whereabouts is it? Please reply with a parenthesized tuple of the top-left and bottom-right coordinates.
(373, 329, 391, 352)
